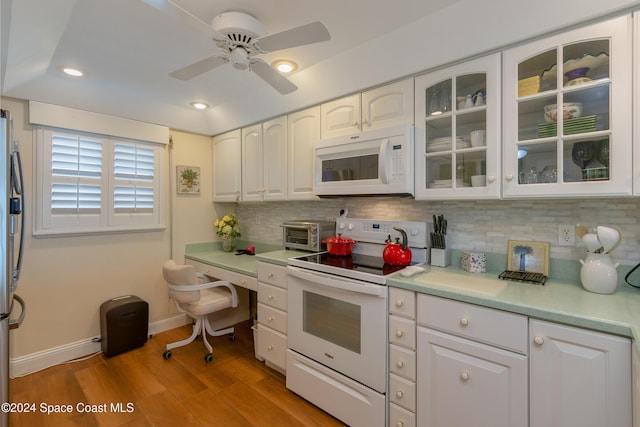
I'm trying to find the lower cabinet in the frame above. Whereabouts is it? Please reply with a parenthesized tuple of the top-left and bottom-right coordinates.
(256, 261, 288, 373)
(529, 319, 631, 427)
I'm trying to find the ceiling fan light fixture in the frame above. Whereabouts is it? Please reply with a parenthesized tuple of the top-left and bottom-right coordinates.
(272, 60, 298, 73)
(190, 102, 209, 110)
(229, 47, 250, 70)
(61, 67, 84, 77)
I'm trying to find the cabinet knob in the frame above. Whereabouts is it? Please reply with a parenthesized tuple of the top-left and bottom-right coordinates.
(505, 172, 514, 181)
(363, 119, 370, 127)
(488, 175, 496, 183)
(460, 317, 469, 326)
(353, 121, 360, 128)
(396, 422, 405, 427)
(395, 300, 404, 308)
(395, 390, 404, 399)
(268, 316, 274, 322)
(395, 330, 404, 338)
(533, 336, 545, 346)
(396, 360, 404, 368)
(460, 371, 470, 381)
(268, 273, 274, 278)
(268, 345, 274, 351)
(268, 295, 275, 300)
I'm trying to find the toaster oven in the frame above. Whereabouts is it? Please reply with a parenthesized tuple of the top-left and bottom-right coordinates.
(281, 220, 335, 252)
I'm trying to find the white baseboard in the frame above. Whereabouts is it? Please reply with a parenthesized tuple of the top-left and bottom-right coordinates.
(10, 314, 189, 378)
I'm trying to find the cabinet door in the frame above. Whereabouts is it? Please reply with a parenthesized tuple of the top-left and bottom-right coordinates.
(529, 319, 631, 427)
(262, 116, 287, 201)
(320, 94, 361, 138)
(287, 107, 320, 200)
(362, 79, 414, 131)
(414, 53, 501, 199)
(417, 327, 528, 427)
(212, 129, 241, 202)
(241, 123, 263, 202)
(634, 12, 640, 195)
(503, 15, 632, 198)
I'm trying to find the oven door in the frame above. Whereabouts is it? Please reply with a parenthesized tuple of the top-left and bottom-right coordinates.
(286, 265, 387, 392)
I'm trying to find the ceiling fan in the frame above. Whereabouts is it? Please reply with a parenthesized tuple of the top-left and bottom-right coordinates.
(142, 0, 331, 94)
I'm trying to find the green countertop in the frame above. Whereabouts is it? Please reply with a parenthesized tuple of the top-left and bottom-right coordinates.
(389, 265, 640, 341)
(185, 241, 640, 344)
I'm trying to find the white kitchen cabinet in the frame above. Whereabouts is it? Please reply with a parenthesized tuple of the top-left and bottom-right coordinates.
(502, 15, 632, 198)
(634, 12, 640, 196)
(388, 287, 417, 427)
(414, 53, 501, 199)
(320, 79, 413, 139)
(416, 294, 528, 427)
(212, 129, 241, 202)
(632, 344, 640, 427)
(256, 261, 288, 373)
(287, 106, 320, 200)
(241, 116, 287, 202)
(529, 319, 631, 427)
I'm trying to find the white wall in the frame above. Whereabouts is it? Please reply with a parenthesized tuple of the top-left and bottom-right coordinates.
(0, 97, 218, 376)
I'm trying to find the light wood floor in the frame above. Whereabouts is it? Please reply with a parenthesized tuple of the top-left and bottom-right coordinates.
(9, 320, 347, 426)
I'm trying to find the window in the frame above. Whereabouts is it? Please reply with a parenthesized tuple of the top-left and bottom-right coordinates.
(35, 127, 165, 236)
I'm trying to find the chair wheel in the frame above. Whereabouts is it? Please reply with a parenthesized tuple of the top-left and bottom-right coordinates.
(205, 353, 213, 363)
(162, 350, 172, 360)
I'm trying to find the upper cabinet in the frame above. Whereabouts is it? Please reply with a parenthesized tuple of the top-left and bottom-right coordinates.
(320, 79, 414, 139)
(288, 106, 320, 200)
(502, 15, 632, 198)
(241, 116, 288, 202)
(635, 12, 640, 196)
(414, 53, 501, 199)
(212, 129, 242, 202)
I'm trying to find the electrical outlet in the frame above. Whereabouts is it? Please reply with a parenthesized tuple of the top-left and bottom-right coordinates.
(558, 224, 576, 246)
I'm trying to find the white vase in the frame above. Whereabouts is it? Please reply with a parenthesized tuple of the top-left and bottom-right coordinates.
(579, 253, 619, 294)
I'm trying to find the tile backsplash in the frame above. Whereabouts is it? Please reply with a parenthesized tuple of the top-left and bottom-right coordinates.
(221, 197, 640, 266)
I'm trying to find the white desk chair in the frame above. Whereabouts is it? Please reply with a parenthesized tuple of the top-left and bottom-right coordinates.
(162, 260, 238, 362)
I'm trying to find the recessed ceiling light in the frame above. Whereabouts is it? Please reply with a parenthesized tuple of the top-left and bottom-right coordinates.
(190, 102, 209, 110)
(272, 60, 298, 73)
(61, 67, 84, 77)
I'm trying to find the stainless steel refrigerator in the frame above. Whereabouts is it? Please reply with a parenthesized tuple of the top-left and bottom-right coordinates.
(0, 109, 25, 427)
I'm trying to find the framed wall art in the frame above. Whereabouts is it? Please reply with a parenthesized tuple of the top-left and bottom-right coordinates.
(507, 240, 550, 276)
(177, 165, 200, 194)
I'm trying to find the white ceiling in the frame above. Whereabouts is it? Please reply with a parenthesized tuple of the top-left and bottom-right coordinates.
(0, 0, 457, 136)
(1, 0, 636, 136)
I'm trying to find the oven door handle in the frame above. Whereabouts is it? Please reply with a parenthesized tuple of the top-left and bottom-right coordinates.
(287, 266, 386, 297)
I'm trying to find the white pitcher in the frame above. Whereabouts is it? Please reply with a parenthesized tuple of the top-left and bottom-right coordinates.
(579, 253, 619, 294)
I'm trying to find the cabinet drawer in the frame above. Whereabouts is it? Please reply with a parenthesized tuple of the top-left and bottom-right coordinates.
(417, 294, 528, 354)
(389, 373, 416, 412)
(258, 282, 287, 311)
(389, 288, 415, 319)
(197, 264, 257, 291)
(389, 315, 416, 350)
(389, 402, 415, 427)
(257, 302, 287, 334)
(257, 262, 287, 289)
(256, 324, 287, 371)
(390, 344, 416, 381)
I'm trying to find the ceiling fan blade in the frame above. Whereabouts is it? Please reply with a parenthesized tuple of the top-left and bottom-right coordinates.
(140, 0, 225, 40)
(169, 56, 227, 80)
(257, 21, 330, 52)
(251, 59, 297, 94)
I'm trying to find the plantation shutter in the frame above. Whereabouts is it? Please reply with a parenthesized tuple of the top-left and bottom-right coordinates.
(113, 143, 155, 213)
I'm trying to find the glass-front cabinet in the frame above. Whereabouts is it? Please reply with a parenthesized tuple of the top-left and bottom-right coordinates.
(502, 15, 632, 198)
(414, 53, 501, 199)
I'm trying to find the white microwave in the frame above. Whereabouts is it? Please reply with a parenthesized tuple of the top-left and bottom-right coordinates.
(313, 124, 414, 197)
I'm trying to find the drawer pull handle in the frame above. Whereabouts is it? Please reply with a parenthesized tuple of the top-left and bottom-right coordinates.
(395, 390, 404, 399)
(533, 336, 545, 346)
(395, 330, 404, 338)
(395, 300, 404, 308)
(460, 317, 469, 326)
(268, 345, 274, 351)
(396, 360, 404, 369)
(396, 422, 405, 427)
(460, 371, 470, 381)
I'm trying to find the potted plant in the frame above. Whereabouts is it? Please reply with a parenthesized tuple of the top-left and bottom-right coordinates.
(214, 214, 241, 252)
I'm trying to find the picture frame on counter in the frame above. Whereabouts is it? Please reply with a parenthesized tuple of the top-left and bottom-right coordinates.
(177, 165, 201, 194)
(507, 240, 550, 276)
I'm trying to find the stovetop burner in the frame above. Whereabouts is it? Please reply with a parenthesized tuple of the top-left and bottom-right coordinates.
(293, 252, 412, 277)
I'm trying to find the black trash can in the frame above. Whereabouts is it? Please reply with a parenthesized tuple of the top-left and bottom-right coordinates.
(99, 295, 148, 357)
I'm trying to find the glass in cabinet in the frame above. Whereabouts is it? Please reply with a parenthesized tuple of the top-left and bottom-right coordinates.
(414, 53, 501, 199)
(503, 15, 632, 198)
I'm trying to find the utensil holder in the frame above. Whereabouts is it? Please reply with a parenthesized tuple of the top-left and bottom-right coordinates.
(431, 248, 451, 267)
